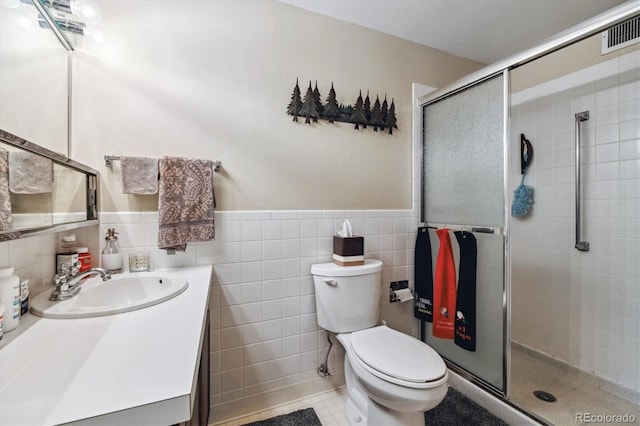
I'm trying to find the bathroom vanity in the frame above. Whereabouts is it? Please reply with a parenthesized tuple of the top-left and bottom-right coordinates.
(0, 266, 211, 426)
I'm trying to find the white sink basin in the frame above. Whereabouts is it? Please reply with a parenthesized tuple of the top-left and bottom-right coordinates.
(30, 272, 188, 319)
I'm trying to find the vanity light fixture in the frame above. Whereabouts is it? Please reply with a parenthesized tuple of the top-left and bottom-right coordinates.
(20, 0, 102, 36)
(37, 12, 85, 34)
(41, 0, 101, 25)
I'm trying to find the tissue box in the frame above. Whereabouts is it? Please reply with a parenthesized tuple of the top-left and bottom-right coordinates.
(333, 235, 364, 256)
(333, 236, 364, 257)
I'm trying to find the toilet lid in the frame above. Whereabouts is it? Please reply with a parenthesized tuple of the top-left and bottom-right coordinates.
(350, 326, 446, 383)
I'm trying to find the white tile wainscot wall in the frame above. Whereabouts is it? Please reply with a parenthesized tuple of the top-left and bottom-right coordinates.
(99, 209, 419, 423)
(510, 50, 640, 394)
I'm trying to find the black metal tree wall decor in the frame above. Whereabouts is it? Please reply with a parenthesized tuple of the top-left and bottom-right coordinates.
(286, 79, 398, 134)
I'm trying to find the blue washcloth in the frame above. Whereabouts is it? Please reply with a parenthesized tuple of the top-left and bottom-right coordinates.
(511, 171, 533, 217)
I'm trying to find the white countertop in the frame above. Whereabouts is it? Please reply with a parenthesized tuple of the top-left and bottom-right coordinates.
(0, 265, 212, 426)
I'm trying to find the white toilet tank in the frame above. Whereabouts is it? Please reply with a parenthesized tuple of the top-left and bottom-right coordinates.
(310, 259, 383, 333)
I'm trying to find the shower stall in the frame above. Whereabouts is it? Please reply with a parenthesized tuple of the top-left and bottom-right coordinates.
(419, 3, 639, 424)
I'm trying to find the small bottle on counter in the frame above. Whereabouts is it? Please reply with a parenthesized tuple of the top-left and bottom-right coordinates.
(56, 233, 78, 273)
(60, 234, 77, 252)
(0, 268, 20, 332)
(20, 279, 29, 316)
(102, 228, 122, 274)
(77, 247, 92, 273)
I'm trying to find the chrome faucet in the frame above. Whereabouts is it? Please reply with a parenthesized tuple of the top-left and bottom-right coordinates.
(50, 263, 111, 301)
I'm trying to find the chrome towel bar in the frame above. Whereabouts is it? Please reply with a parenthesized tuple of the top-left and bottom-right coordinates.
(419, 223, 503, 235)
(104, 155, 221, 172)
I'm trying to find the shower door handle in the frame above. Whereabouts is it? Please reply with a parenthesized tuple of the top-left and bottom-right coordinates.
(574, 111, 590, 252)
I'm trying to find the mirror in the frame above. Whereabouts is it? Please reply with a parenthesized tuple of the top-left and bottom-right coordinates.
(0, 0, 70, 155)
(0, 3, 96, 241)
(0, 129, 98, 239)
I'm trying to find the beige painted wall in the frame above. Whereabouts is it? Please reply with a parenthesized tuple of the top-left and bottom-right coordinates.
(71, 0, 482, 212)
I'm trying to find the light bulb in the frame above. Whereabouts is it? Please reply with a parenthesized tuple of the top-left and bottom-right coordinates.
(84, 25, 105, 43)
(70, 0, 101, 25)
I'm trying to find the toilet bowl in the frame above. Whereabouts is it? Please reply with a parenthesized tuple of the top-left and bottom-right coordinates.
(338, 326, 448, 425)
(311, 260, 449, 426)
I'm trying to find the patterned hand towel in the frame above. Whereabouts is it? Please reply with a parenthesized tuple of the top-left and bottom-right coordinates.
(0, 148, 13, 231)
(8, 151, 53, 194)
(158, 157, 215, 252)
(121, 156, 159, 194)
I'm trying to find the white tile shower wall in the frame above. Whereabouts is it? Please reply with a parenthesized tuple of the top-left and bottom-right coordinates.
(510, 51, 639, 392)
(99, 209, 419, 420)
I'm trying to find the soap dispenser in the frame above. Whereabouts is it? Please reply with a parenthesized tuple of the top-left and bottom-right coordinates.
(102, 228, 122, 273)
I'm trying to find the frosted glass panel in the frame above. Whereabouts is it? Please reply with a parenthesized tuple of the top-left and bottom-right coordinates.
(421, 74, 506, 392)
(423, 75, 504, 226)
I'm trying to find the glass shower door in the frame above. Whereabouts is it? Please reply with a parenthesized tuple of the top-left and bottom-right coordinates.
(421, 73, 507, 392)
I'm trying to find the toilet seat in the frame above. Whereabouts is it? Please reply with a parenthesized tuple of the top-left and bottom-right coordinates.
(349, 325, 446, 389)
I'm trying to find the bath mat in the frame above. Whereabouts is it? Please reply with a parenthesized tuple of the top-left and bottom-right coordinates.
(242, 407, 322, 426)
(424, 388, 508, 426)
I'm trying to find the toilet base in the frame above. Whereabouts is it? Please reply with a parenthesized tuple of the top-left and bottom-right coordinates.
(344, 391, 426, 426)
(345, 396, 366, 425)
(343, 355, 428, 426)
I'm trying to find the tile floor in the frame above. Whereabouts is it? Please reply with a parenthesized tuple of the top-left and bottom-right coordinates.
(214, 387, 349, 426)
(510, 348, 639, 426)
(215, 350, 640, 426)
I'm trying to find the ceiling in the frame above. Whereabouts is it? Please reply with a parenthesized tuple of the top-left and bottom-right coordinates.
(280, 0, 628, 64)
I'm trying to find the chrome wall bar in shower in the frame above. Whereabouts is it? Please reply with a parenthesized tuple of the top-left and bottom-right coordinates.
(419, 222, 503, 235)
(575, 111, 590, 252)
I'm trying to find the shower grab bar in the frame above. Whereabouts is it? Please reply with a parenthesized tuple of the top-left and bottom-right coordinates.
(419, 223, 503, 235)
(574, 111, 590, 252)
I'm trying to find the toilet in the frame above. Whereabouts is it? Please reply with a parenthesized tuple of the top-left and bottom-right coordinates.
(311, 259, 448, 426)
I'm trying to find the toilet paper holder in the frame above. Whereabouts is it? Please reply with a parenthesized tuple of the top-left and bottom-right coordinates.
(389, 280, 414, 303)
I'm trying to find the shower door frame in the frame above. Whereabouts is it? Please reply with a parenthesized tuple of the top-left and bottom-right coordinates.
(419, 69, 510, 397)
(418, 0, 640, 419)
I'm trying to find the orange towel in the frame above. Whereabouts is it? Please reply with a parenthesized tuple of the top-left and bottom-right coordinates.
(433, 228, 456, 339)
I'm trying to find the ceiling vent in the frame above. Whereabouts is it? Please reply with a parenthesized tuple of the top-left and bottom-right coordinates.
(601, 15, 640, 54)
